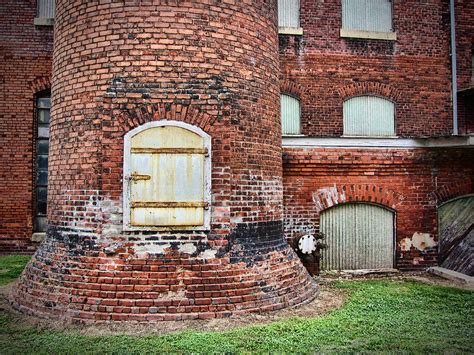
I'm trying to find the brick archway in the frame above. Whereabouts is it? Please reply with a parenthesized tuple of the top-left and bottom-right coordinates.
(30, 77, 51, 94)
(312, 184, 405, 214)
(337, 82, 402, 102)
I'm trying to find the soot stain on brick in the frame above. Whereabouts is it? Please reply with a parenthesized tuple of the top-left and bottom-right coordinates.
(222, 220, 288, 267)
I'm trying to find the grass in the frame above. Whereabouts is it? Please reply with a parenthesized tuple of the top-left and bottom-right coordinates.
(0, 255, 31, 285)
(0, 256, 473, 353)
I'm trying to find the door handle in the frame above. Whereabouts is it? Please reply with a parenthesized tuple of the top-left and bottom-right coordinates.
(129, 172, 151, 182)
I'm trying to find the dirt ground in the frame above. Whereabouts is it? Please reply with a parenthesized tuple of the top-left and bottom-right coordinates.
(0, 271, 470, 336)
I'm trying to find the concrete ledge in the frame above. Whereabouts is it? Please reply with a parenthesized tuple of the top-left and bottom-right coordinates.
(34, 17, 54, 26)
(279, 27, 304, 36)
(31, 233, 46, 242)
(428, 267, 474, 287)
(340, 28, 396, 41)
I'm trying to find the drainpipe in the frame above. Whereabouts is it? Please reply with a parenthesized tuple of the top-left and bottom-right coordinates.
(450, 0, 458, 135)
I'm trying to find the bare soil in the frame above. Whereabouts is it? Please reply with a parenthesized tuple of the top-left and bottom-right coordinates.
(0, 271, 469, 336)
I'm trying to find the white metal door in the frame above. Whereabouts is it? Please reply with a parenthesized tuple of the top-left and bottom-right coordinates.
(128, 125, 207, 227)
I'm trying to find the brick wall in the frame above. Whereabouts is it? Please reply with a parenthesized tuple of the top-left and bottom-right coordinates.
(283, 147, 474, 270)
(280, 0, 453, 137)
(0, 0, 53, 253)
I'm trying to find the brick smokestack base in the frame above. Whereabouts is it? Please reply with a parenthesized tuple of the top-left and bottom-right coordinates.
(11, 1, 318, 322)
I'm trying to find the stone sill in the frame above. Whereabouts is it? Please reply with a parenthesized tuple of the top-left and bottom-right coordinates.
(279, 27, 304, 36)
(31, 233, 46, 242)
(34, 17, 54, 26)
(340, 28, 397, 41)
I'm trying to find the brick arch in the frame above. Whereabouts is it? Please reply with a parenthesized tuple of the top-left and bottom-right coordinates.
(312, 184, 405, 214)
(280, 79, 306, 99)
(30, 76, 51, 94)
(337, 82, 402, 102)
(430, 181, 473, 206)
(114, 103, 216, 135)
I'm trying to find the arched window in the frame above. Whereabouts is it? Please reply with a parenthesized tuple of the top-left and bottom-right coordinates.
(343, 95, 395, 136)
(123, 121, 211, 231)
(34, 92, 51, 233)
(281, 94, 301, 135)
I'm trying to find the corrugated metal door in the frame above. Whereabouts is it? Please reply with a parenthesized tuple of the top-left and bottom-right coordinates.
(129, 125, 207, 227)
(321, 203, 395, 270)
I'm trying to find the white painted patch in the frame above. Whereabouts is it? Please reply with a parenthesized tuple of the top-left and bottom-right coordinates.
(134, 243, 171, 257)
(411, 232, 437, 251)
(199, 249, 217, 259)
(399, 237, 413, 251)
(178, 243, 197, 254)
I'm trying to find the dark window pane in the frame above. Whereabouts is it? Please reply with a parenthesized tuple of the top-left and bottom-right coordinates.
(37, 201, 47, 215)
(38, 109, 50, 123)
(37, 170, 48, 185)
(34, 216, 48, 233)
(37, 140, 49, 155)
(37, 155, 48, 169)
(37, 187, 48, 202)
(37, 97, 51, 109)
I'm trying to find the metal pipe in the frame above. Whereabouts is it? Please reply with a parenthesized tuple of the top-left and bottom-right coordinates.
(450, 0, 458, 135)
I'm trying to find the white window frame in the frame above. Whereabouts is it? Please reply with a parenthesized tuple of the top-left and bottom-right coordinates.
(340, 0, 396, 41)
(123, 120, 212, 231)
(343, 95, 396, 137)
(281, 93, 302, 136)
(278, 0, 303, 35)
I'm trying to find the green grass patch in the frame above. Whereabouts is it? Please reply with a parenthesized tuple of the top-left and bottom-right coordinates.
(0, 255, 30, 285)
(0, 255, 472, 353)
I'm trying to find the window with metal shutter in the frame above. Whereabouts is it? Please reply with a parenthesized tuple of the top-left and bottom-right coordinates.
(123, 121, 211, 230)
(278, 0, 300, 29)
(37, 0, 55, 19)
(342, 0, 392, 33)
(343, 95, 395, 136)
(281, 94, 301, 135)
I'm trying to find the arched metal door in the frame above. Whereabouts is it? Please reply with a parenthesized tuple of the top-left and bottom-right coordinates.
(320, 203, 395, 270)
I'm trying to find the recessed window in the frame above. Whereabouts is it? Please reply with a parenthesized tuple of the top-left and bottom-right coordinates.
(123, 121, 211, 231)
(343, 96, 395, 137)
(34, 0, 55, 26)
(278, 0, 303, 35)
(34, 94, 50, 233)
(281, 94, 301, 135)
(341, 0, 396, 40)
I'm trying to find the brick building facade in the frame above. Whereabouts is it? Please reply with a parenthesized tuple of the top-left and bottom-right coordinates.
(0, 0, 473, 321)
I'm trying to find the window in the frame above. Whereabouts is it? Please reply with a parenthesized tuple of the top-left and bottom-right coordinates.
(340, 0, 396, 40)
(123, 121, 211, 231)
(343, 96, 395, 136)
(281, 94, 301, 135)
(34, 0, 55, 26)
(34, 94, 50, 233)
(278, 0, 303, 35)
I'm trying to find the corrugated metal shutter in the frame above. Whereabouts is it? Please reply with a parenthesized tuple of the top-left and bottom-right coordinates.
(281, 94, 301, 135)
(343, 96, 395, 136)
(278, 0, 300, 28)
(129, 126, 207, 227)
(321, 203, 394, 270)
(342, 0, 392, 32)
(37, 0, 55, 18)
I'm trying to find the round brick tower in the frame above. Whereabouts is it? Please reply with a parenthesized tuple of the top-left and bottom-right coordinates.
(12, 0, 317, 322)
